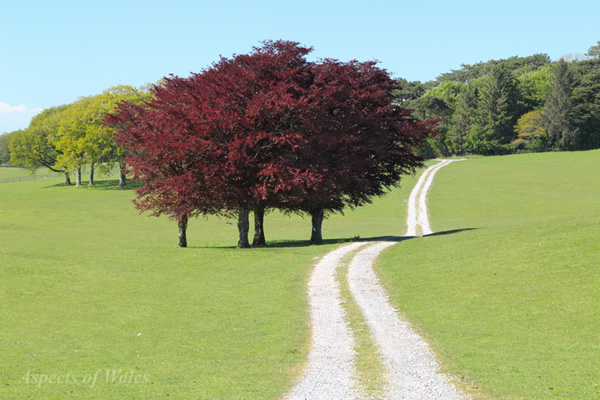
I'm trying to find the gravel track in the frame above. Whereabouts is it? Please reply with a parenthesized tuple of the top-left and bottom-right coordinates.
(348, 241, 465, 399)
(286, 160, 466, 399)
(285, 242, 368, 400)
(406, 159, 455, 237)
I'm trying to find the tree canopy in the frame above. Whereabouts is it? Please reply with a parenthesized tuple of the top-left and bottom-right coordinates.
(8, 85, 150, 186)
(396, 41, 600, 155)
(0, 131, 18, 164)
(108, 40, 432, 247)
(542, 59, 577, 150)
(9, 104, 73, 183)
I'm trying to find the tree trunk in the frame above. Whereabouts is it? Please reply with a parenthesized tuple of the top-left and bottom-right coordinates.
(237, 207, 251, 248)
(88, 163, 95, 186)
(177, 214, 188, 248)
(252, 206, 266, 246)
(75, 167, 82, 187)
(310, 208, 325, 245)
(64, 172, 72, 185)
(117, 163, 127, 187)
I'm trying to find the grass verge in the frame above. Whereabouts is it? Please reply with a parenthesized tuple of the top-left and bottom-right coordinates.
(378, 150, 600, 400)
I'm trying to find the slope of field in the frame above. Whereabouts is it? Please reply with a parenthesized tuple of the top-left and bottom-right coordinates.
(379, 150, 600, 399)
(0, 170, 419, 399)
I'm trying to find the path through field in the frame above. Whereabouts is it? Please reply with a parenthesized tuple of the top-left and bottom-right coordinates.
(286, 159, 467, 400)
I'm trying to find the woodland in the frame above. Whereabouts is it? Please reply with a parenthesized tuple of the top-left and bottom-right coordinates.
(398, 41, 600, 156)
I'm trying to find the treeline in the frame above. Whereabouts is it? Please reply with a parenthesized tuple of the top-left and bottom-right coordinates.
(4, 85, 151, 185)
(4, 41, 599, 171)
(0, 133, 12, 164)
(395, 41, 600, 156)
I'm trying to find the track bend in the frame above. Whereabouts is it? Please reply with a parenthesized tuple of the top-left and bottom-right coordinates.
(286, 159, 467, 400)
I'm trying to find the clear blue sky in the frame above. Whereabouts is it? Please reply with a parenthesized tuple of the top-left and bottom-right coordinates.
(1, 0, 598, 133)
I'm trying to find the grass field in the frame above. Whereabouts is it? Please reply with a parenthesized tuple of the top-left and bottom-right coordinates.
(379, 150, 600, 399)
(0, 166, 59, 182)
(3, 151, 598, 399)
(0, 167, 418, 399)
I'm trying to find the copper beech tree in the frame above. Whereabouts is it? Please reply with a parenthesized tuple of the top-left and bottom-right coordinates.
(107, 41, 433, 248)
(285, 58, 433, 244)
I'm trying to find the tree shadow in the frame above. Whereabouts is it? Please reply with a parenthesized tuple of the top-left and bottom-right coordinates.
(189, 238, 360, 250)
(423, 227, 479, 237)
(43, 179, 143, 191)
(353, 228, 479, 243)
(267, 236, 391, 248)
(189, 228, 479, 249)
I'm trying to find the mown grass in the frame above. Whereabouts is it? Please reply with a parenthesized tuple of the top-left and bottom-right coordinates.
(0, 167, 419, 398)
(378, 150, 600, 399)
(0, 166, 58, 181)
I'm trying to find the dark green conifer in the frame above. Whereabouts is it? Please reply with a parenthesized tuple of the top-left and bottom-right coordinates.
(476, 64, 520, 153)
(542, 59, 577, 150)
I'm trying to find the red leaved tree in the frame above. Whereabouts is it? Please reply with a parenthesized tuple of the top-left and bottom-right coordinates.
(106, 80, 227, 247)
(279, 59, 433, 243)
(108, 41, 317, 247)
(108, 41, 433, 247)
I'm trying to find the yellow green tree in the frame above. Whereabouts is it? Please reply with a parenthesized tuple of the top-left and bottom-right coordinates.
(56, 97, 94, 186)
(512, 110, 547, 151)
(55, 85, 151, 186)
(518, 65, 553, 109)
(9, 104, 74, 184)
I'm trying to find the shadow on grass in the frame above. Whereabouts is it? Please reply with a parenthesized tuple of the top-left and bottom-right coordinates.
(353, 227, 479, 243)
(424, 227, 479, 237)
(190, 228, 479, 249)
(43, 179, 143, 191)
(190, 238, 361, 250)
(267, 236, 392, 248)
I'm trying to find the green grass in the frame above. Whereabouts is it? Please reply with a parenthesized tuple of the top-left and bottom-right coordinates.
(378, 150, 600, 399)
(0, 166, 58, 181)
(0, 169, 419, 399)
(8, 152, 596, 400)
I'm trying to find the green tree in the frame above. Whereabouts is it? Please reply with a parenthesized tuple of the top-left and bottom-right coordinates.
(391, 79, 425, 105)
(512, 110, 548, 151)
(435, 60, 491, 84)
(506, 54, 551, 76)
(435, 54, 550, 85)
(56, 97, 94, 186)
(422, 80, 463, 110)
(95, 85, 152, 186)
(571, 70, 600, 149)
(518, 65, 553, 110)
(586, 40, 600, 59)
(408, 95, 453, 157)
(542, 59, 578, 150)
(9, 105, 73, 184)
(0, 131, 18, 164)
(448, 81, 481, 153)
(477, 64, 520, 154)
(55, 85, 151, 186)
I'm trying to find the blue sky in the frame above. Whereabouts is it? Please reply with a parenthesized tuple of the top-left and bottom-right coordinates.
(1, 0, 599, 133)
